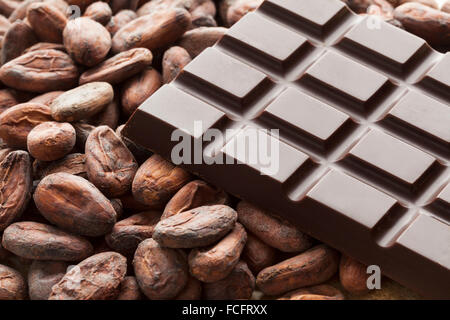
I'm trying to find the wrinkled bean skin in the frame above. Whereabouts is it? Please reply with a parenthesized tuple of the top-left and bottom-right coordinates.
(49, 252, 127, 300)
(85, 125, 138, 197)
(0, 264, 26, 300)
(153, 205, 238, 248)
(189, 223, 247, 283)
(256, 245, 340, 296)
(34, 173, 117, 237)
(0, 150, 32, 232)
(2, 221, 94, 261)
(133, 238, 188, 300)
(242, 233, 277, 274)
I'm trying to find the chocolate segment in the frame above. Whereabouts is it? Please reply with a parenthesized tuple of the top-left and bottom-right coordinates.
(124, 0, 450, 298)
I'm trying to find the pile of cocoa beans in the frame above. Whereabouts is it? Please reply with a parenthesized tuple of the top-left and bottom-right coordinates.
(0, 0, 443, 300)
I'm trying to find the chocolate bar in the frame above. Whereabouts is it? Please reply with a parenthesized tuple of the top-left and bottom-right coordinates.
(124, 0, 450, 298)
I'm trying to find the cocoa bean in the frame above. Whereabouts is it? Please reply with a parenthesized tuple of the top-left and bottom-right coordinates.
(0, 264, 26, 300)
(178, 26, 227, 57)
(117, 276, 143, 300)
(175, 276, 202, 300)
(27, 2, 68, 43)
(339, 255, 370, 294)
(242, 232, 277, 274)
(278, 284, 345, 300)
(106, 9, 137, 35)
(84, 1, 113, 25)
(1, 20, 37, 64)
(28, 260, 69, 300)
(162, 46, 191, 83)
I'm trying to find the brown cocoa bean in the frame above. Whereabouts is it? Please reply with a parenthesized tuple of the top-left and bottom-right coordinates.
(278, 284, 345, 300)
(65, 0, 97, 12)
(121, 68, 162, 116)
(190, 0, 217, 28)
(84, 1, 112, 25)
(394, 2, 450, 46)
(339, 255, 369, 294)
(109, 198, 123, 219)
(226, 0, 262, 26)
(33, 153, 87, 180)
(86, 99, 120, 129)
(73, 122, 95, 151)
(132, 154, 191, 208)
(1, 20, 37, 64)
(0, 264, 26, 300)
(237, 201, 313, 253)
(63, 17, 111, 67)
(175, 276, 202, 300)
(0, 89, 18, 115)
(162, 46, 191, 83)
(24, 42, 66, 54)
(8, 0, 39, 22)
(117, 276, 143, 300)
(136, 0, 193, 17)
(85, 125, 138, 197)
(0, 103, 53, 149)
(398, 0, 438, 9)
(2, 221, 94, 261)
(189, 222, 247, 282)
(119, 192, 155, 212)
(0, 49, 79, 93)
(49, 251, 127, 300)
(133, 238, 188, 299)
(27, 2, 67, 43)
(242, 232, 277, 274)
(203, 260, 255, 300)
(106, 9, 137, 35)
(105, 210, 160, 256)
(28, 90, 64, 105)
(112, 8, 191, 53)
(256, 245, 340, 296)
(0, 150, 32, 231)
(162, 180, 228, 220)
(27, 121, 76, 161)
(153, 205, 237, 248)
(178, 26, 227, 57)
(0, 0, 19, 17)
(34, 172, 117, 236)
(28, 260, 69, 300)
(51, 82, 114, 122)
(79, 47, 153, 84)
(443, 1, 450, 13)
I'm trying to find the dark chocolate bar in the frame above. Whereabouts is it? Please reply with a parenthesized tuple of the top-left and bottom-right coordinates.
(124, 0, 450, 298)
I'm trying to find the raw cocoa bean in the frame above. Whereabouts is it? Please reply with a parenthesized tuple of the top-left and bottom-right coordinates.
(237, 201, 313, 253)
(175, 276, 202, 300)
(132, 154, 191, 208)
(28, 91, 64, 105)
(24, 42, 66, 54)
(121, 68, 162, 116)
(1, 20, 37, 64)
(86, 98, 120, 129)
(367, 0, 395, 19)
(105, 210, 161, 255)
(27, 121, 76, 161)
(162, 46, 191, 83)
(8, 0, 39, 22)
(79, 47, 153, 84)
(84, 1, 112, 25)
(398, 0, 438, 9)
(339, 255, 369, 294)
(256, 245, 340, 296)
(0, 103, 52, 149)
(106, 9, 137, 35)
(0, 264, 26, 300)
(109, 198, 123, 219)
(136, 0, 193, 17)
(63, 17, 112, 67)
(203, 260, 255, 300)
(189, 222, 247, 282)
(28, 260, 69, 300)
(178, 26, 227, 57)
(112, 8, 191, 53)
(226, 0, 262, 26)
(0, 49, 79, 93)
(162, 180, 228, 219)
(394, 2, 450, 46)
(242, 232, 277, 274)
(0, 89, 18, 114)
(85, 125, 138, 197)
(50, 82, 114, 122)
(153, 205, 237, 248)
(190, 0, 217, 28)
(109, 0, 139, 14)
(0, 0, 18, 17)
(117, 276, 143, 300)
(0, 150, 31, 231)
(2, 221, 94, 261)
(443, 1, 450, 13)
(27, 2, 68, 43)
(34, 172, 117, 236)
(49, 251, 127, 300)
(278, 284, 345, 300)
(133, 238, 188, 299)
(73, 122, 95, 151)
(34, 153, 86, 180)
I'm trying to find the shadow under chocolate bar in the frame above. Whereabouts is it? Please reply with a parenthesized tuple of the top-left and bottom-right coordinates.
(124, 0, 450, 299)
